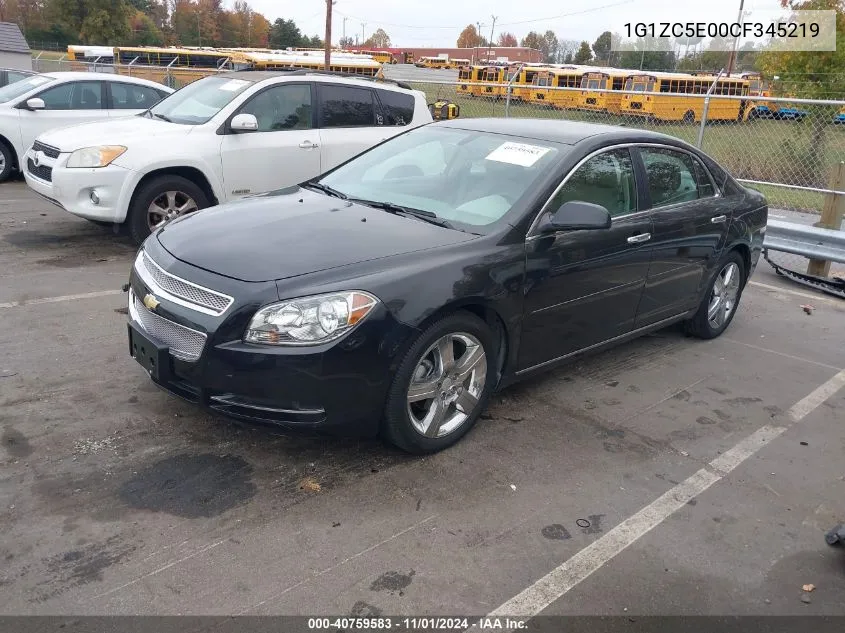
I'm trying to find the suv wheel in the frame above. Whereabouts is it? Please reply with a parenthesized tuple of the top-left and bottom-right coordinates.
(0, 141, 15, 182)
(127, 175, 209, 245)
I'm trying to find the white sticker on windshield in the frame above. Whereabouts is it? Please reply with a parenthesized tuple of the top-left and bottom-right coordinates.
(485, 142, 551, 167)
(219, 79, 249, 92)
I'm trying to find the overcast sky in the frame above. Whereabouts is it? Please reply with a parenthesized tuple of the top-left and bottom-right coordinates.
(242, 1, 795, 47)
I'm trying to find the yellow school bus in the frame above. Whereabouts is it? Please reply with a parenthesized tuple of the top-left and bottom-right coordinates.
(415, 56, 449, 69)
(618, 72, 750, 123)
(67, 45, 115, 69)
(232, 50, 381, 76)
(511, 65, 556, 102)
(577, 69, 628, 114)
(357, 49, 396, 64)
(529, 66, 585, 109)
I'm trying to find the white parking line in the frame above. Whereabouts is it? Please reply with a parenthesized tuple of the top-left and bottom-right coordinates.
(0, 289, 123, 308)
(472, 368, 845, 628)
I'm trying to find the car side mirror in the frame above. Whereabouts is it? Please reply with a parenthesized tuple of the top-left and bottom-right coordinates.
(230, 113, 259, 132)
(25, 97, 45, 111)
(538, 201, 612, 233)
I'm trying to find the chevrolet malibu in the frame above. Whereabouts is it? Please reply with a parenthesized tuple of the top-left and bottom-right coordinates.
(127, 119, 767, 453)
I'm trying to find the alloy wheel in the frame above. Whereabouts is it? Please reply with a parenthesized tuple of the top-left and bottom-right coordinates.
(406, 332, 487, 439)
(707, 262, 741, 330)
(147, 190, 199, 230)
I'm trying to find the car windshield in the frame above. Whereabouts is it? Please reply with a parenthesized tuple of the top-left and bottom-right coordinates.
(0, 74, 55, 103)
(317, 126, 566, 231)
(147, 75, 254, 125)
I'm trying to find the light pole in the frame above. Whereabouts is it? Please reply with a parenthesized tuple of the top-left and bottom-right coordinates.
(488, 15, 497, 62)
(726, 0, 745, 76)
(324, 0, 335, 70)
(362, 23, 366, 47)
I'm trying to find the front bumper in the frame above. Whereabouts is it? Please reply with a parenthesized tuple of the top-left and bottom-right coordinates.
(23, 148, 131, 223)
(126, 242, 415, 435)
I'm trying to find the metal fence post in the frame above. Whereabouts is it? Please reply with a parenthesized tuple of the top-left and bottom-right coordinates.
(807, 161, 845, 277)
(33, 51, 42, 73)
(696, 69, 724, 149)
(504, 64, 523, 118)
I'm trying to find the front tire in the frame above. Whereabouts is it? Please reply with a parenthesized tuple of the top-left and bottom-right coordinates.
(126, 175, 209, 245)
(685, 251, 746, 339)
(0, 141, 15, 183)
(382, 312, 496, 454)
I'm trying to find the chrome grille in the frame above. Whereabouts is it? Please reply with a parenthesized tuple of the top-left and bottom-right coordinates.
(32, 141, 60, 159)
(129, 289, 207, 361)
(136, 251, 233, 316)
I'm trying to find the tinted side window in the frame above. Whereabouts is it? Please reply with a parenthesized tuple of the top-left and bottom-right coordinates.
(38, 82, 103, 110)
(691, 156, 716, 198)
(640, 147, 700, 208)
(550, 148, 637, 217)
(109, 83, 165, 110)
(377, 89, 414, 126)
(319, 85, 376, 128)
(238, 83, 312, 131)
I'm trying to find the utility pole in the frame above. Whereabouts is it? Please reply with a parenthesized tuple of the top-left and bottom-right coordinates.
(726, 0, 745, 76)
(343, 17, 348, 46)
(361, 23, 366, 47)
(488, 15, 497, 62)
(475, 21, 482, 64)
(324, 0, 333, 70)
(197, 14, 202, 47)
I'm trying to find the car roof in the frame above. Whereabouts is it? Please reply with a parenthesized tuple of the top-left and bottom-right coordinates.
(434, 117, 688, 147)
(218, 70, 414, 93)
(40, 71, 170, 87)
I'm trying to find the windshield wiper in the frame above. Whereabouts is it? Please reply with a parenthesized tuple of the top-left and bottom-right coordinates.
(301, 181, 348, 199)
(153, 113, 172, 122)
(349, 199, 453, 229)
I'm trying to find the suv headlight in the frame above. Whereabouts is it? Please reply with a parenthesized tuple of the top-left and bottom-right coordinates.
(244, 291, 379, 346)
(66, 145, 127, 168)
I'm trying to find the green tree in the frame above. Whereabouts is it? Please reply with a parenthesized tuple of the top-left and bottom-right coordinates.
(50, 0, 132, 44)
(542, 30, 558, 63)
(520, 30, 544, 53)
(573, 40, 592, 64)
(268, 18, 303, 48)
(128, 9, 163, 45)
(592, 31, 612, 65)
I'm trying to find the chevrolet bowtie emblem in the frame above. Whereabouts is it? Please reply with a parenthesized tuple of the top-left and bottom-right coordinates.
(143, 293, 160, 311)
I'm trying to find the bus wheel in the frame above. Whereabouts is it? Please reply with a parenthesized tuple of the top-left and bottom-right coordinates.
(747, 108, 759, 121)
(682, 110, 695, 124)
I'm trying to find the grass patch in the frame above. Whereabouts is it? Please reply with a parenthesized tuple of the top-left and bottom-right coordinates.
(32, 50, 67, 60)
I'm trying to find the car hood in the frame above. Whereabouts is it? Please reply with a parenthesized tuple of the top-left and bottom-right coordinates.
(36, 115, 193, 151)
(156, 188, 479, 283)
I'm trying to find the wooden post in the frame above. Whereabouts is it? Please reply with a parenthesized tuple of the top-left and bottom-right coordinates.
(806, 162, 845, 277)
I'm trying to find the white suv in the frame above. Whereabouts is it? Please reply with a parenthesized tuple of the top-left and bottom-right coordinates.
(25, 71, 432, 243)
(0, 72, 172, 182)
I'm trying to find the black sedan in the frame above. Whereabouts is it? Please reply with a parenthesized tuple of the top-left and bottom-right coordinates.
(127, 118, 767, 453)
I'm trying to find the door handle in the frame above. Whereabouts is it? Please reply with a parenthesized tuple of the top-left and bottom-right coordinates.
(711, 214, 727, 224)
(627, 233, 651, 244)
(298, 141, 319, 149)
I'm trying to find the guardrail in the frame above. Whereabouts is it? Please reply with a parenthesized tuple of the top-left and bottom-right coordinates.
(763, 219, 845, 298)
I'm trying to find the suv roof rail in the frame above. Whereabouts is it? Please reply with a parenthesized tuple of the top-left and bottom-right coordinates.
(260, 68, 413, 90)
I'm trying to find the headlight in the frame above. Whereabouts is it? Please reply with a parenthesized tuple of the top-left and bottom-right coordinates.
(244, 291, 379, 346)
(66, 145, 127, 168)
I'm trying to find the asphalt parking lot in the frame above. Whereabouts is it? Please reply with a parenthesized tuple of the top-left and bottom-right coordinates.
(1, 181, 844, 620)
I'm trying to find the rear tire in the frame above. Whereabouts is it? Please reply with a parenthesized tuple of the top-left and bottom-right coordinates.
(382, 311, 496, 454)
(126, 175, 209, 246)
(682, 110, 695, 124)
(0, 140, 15, 183)
(684, 251, 746, 340)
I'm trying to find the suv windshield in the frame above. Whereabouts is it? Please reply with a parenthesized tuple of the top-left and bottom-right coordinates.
(317, 126, 565, 231)
(0, 74, 55, 103)
(147, 76, 254, 125)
